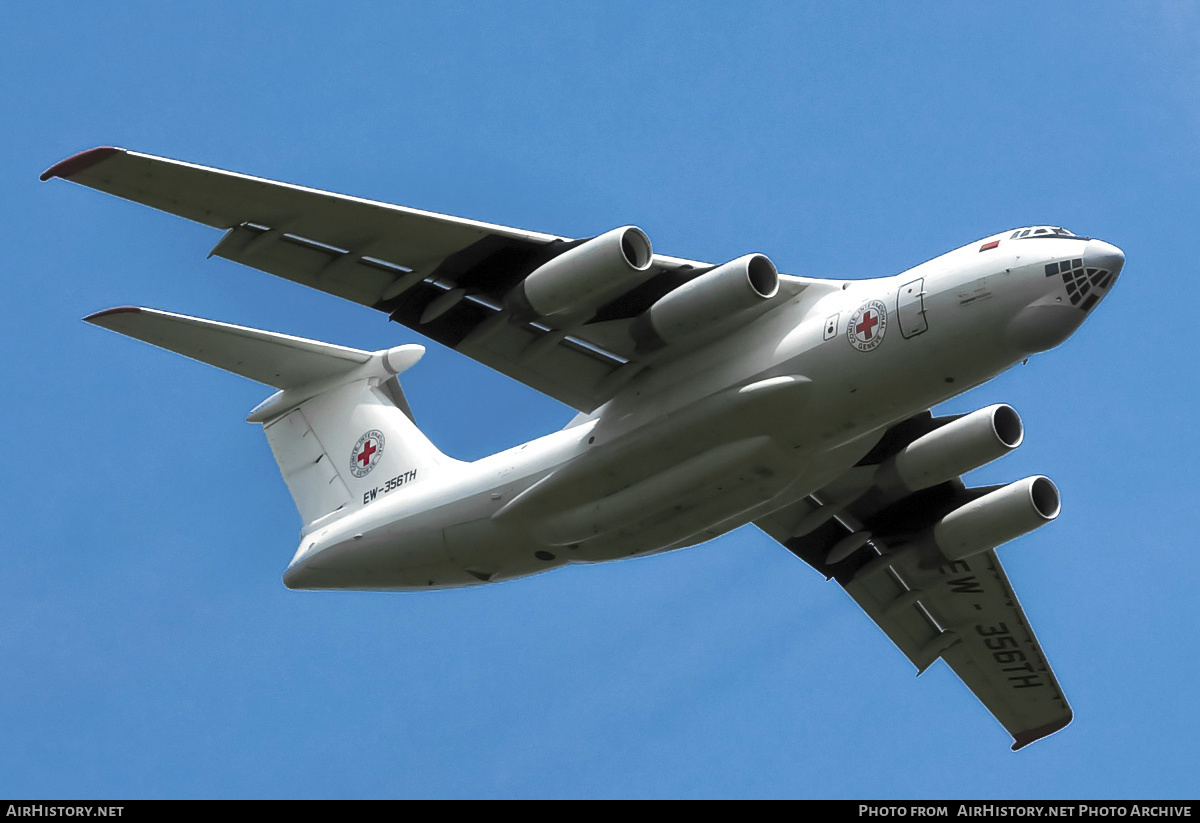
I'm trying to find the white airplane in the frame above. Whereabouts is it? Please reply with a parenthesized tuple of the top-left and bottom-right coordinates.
(43, 146, 1124, 751)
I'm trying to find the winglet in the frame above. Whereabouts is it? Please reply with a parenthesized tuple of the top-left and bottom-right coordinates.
(1010, 713, 1073, 751)
(40, 146, 124, 181)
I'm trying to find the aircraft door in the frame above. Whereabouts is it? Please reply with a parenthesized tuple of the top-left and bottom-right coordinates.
(897, 278, 928, 338)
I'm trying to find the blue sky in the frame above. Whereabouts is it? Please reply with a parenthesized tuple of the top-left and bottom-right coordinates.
(2, 2, 1197, 799)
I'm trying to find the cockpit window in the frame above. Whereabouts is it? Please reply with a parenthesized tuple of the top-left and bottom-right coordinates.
(1011, 226, 1080, 240)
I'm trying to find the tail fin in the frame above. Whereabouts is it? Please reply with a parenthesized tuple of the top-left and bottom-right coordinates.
(86, 307, 458, 529)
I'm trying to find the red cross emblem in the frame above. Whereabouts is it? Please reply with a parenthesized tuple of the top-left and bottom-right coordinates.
(855, 310, 879, 340)
(357, 439, 376, 466)
(847, 300, 887, 351)
(350, 430, 386, 478)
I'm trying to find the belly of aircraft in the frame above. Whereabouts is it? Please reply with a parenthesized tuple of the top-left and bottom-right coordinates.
(283, 428, 870, 591)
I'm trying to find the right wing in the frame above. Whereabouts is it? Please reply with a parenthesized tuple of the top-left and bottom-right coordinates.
(44, 146, 838, 412)
(755, 411, 1072, 751)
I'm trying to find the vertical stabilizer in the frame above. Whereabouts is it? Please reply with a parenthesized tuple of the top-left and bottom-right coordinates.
(265, 377, 456, 528)
(85, 306, 459, 529)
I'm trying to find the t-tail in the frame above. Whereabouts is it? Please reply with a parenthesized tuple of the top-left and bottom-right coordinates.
(85, 307, 458, 532)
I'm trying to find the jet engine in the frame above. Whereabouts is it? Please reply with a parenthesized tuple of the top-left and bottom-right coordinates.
(506, 226, 653, 325)
(633, 253, 779, 348)
(876, 404, 1024, 495)
(932, 476, 1060, 562)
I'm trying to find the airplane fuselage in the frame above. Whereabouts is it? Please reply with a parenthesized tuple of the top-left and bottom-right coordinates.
(283, 230, 1121, 590)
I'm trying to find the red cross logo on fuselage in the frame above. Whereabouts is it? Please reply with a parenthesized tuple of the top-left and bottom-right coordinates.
(847, 299, 887, 352)
(357, 439, 376, 466)
(856, 310, 879, 340)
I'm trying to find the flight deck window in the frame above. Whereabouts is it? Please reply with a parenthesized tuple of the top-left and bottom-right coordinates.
(1015, 226, 1082, 240)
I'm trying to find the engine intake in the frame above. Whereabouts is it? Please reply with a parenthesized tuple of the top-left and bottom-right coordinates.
(507, 226, 653, 325)
(633, 253, 779, 349)
(877, 404, 1024, 495)
(933, 476, 1060, 562)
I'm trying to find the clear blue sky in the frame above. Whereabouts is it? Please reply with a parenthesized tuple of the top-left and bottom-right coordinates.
(2, 2, 1196, 799)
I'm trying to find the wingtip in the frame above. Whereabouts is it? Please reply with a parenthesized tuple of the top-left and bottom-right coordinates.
(1010, 713, 1073, 751)
(84, 306, 143, 325)
(40, 146, 124, 182)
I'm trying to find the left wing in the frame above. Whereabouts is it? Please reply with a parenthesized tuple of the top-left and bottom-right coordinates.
(755, 411, 1072, 750)
(43, 146, 835, 412)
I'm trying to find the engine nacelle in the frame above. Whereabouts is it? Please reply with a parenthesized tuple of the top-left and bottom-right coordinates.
(633, 253, 779, 348)
(506, 226, 653, 325)
(933, 476, 1060, 562)
(876, 404, 1024, 495)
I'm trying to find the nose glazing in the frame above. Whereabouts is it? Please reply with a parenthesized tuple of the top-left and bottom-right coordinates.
(1045, 238, 1124, 312)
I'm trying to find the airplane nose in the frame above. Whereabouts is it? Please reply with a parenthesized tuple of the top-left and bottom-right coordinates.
(1006, 237, 1124, 354)
(1084, 239, 1125, 277)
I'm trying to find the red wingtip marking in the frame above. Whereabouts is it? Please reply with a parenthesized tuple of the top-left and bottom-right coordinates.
(40, 146, 124, 181)
(84, 306, 143, 324)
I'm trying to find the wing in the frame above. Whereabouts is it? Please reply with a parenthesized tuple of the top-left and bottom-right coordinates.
(755, 412, 1072, 751)
(43, 146, 832, 412)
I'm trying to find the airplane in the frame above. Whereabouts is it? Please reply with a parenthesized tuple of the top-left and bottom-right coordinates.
(42, 146, 1124, 751)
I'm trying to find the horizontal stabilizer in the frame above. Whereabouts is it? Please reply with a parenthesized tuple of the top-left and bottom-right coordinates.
(85, 306, 379, 390)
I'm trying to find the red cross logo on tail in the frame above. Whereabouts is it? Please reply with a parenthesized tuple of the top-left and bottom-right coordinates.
(357, 439, 376, 466)
(350, 430, 386, 478)
(847, 300, 888, 351)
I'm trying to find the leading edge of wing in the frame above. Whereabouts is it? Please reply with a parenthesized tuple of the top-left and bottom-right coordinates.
(39, 145, 566, 244)
(41, 146, 727, 276)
